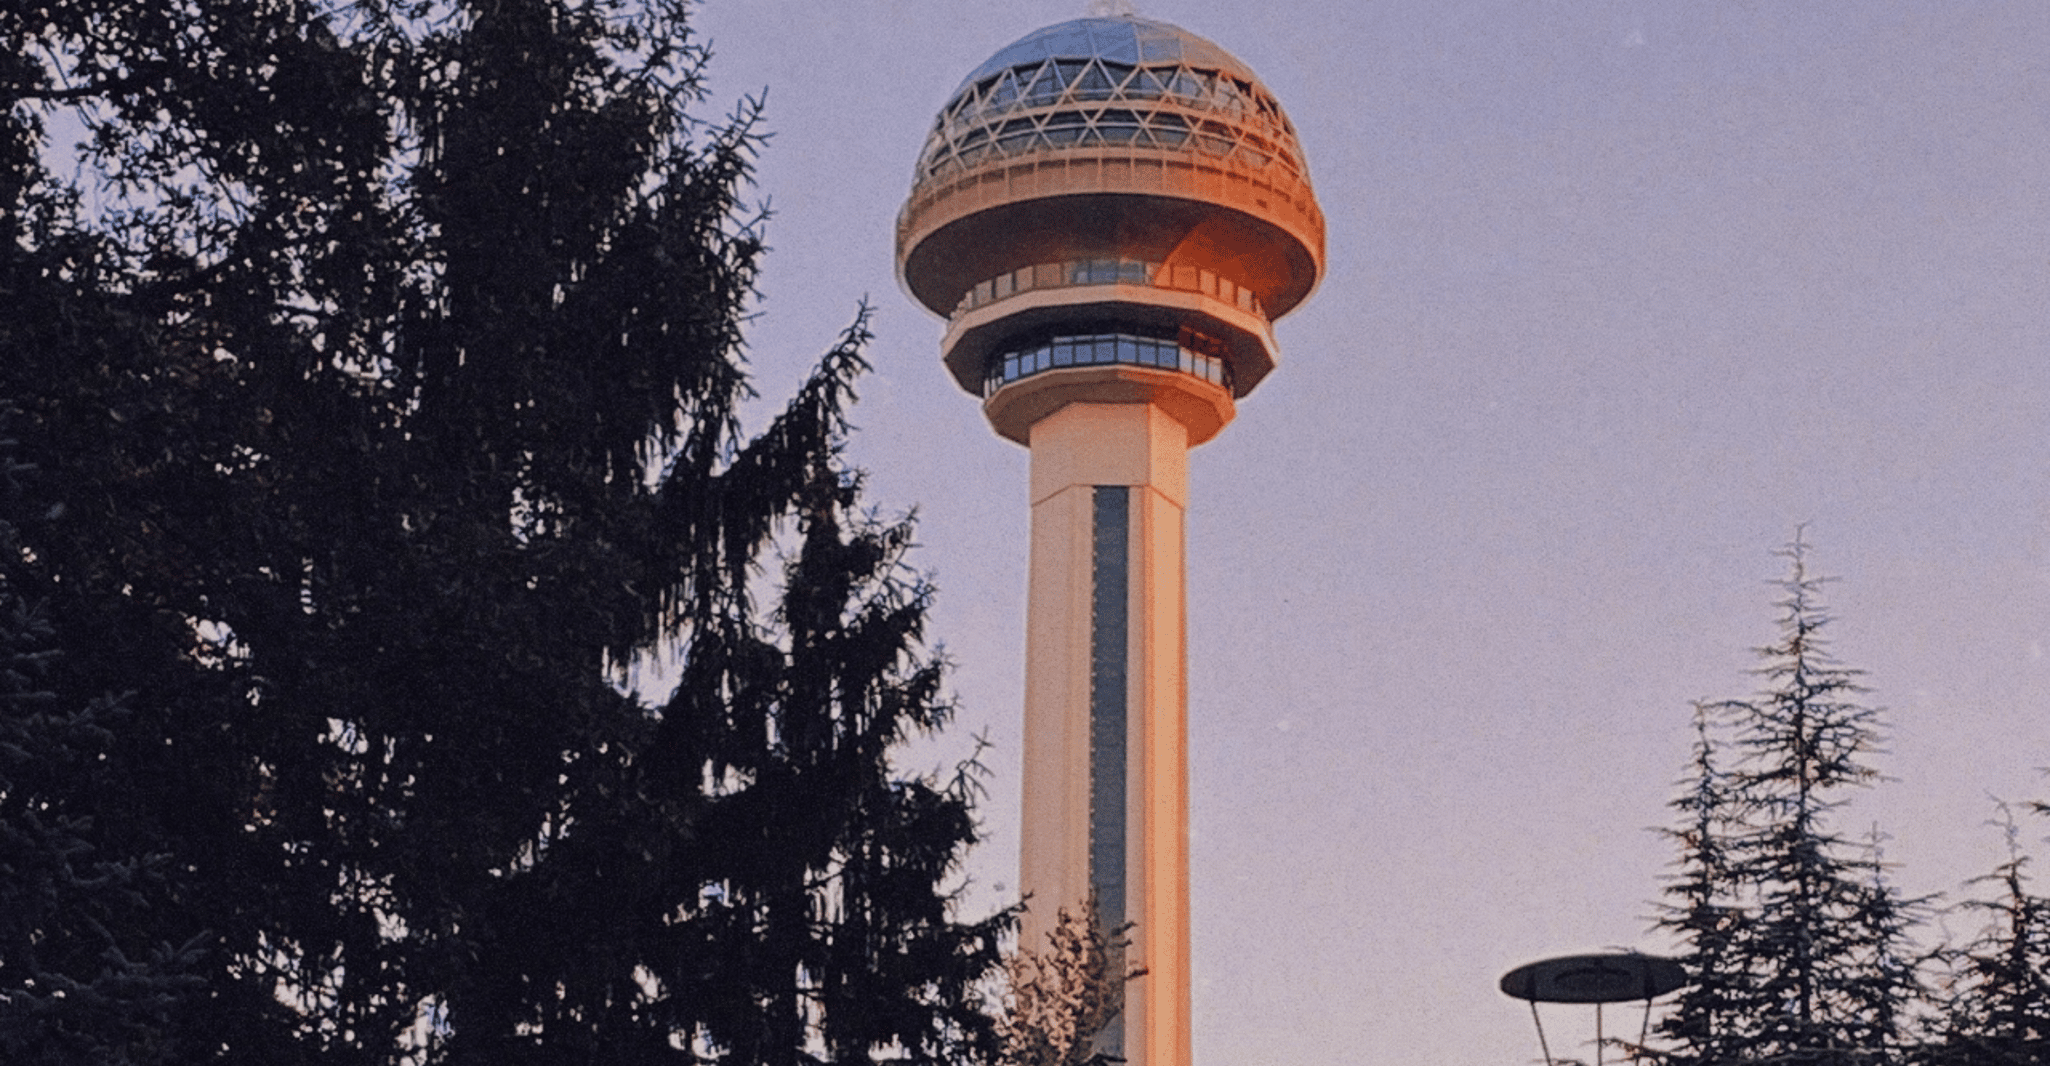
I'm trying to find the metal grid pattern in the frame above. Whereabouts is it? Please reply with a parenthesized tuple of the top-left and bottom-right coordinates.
(914, 16, 1308, 186)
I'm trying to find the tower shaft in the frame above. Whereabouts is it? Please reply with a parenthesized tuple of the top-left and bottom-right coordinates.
(1020, 402, 1192, 1066)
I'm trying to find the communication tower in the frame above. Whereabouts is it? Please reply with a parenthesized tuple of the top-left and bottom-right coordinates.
(896, 16, 1324, 1066)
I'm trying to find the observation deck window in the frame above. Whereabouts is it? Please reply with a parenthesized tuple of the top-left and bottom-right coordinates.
(1075, 62, 1128, 100)
(1096, 108, 1144, 144)
(983, 328, 1234, 398)
(1147, 111, 1190, 147)
(1043, 111, 1088, 145)
(955, 257, 1266, 320)
(1024, 66, 1062, 107)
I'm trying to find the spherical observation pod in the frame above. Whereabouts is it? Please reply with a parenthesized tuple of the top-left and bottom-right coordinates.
(896, 14, 1325, 428)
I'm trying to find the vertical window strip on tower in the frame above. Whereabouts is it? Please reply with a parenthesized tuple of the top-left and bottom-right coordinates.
(1088, 485, 1131, 1055)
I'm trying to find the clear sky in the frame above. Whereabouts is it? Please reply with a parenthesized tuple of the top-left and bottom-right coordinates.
(690, 2, 2050, 1064)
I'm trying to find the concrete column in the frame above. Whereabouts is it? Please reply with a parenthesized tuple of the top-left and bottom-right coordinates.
(1020, 401, 1191, 1066)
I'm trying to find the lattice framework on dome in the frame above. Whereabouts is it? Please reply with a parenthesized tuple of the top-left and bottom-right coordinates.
(914, 55, 1308, 185)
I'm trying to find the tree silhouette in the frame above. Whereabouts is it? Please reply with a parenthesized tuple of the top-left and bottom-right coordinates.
(1922, 804, 2050, 1066)
(1, 1, 1006, 1062)
(1648, 704, 1752, 1066)
(1651, 537, 1925, 1066)
(0, 423, 202, 1065)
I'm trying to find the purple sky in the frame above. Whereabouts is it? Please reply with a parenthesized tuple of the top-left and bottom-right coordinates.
(692, 2, 2050, 1063)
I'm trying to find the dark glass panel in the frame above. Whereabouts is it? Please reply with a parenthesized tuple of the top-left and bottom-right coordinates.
(1022, 63, 1060, 106)
(1095, 108, 1143, 145)
(1074, 61, 1116, 100)
(1088, 485, 1130, 941)
(1044, 125, 1085, 146)
(988, 70, 1020, 109)
(1147, 111, 1190, 132)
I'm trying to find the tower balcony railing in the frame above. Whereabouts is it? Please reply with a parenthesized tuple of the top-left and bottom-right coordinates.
(897, 145, 1326, 294)
(955, 257, 1265, 320)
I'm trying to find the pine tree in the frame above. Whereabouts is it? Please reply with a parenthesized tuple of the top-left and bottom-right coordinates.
(1923, 805, 2050, 1066)
(1, 2, 1007, 1063)
(0, 422, 203, 1065)
(1650, 704, 1753, 1066)
(1650, 538, 1926, 1066)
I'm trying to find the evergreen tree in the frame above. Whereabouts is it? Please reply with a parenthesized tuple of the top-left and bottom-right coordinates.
(1651, 538, 1926, 1066)
(2, 2, 1006, 1063)
(0, 421, 202, 1065)
(1922, 805, 2050, 1066)
(1650, 704, 1753, 1066)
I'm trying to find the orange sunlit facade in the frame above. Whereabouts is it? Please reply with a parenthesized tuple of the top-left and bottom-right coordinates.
(896, 17, 1323, 1066)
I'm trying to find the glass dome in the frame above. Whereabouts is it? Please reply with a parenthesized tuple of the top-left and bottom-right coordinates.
(953, 17, 1262, 93)
(914, 15, 1309, 188)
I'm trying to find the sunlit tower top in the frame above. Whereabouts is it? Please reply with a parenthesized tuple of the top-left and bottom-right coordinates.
(896, 16, 1322, 1066)
(897, 14, 1324, 441)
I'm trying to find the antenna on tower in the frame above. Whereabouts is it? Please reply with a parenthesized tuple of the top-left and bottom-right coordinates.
(1086, 0, 1137, 16)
